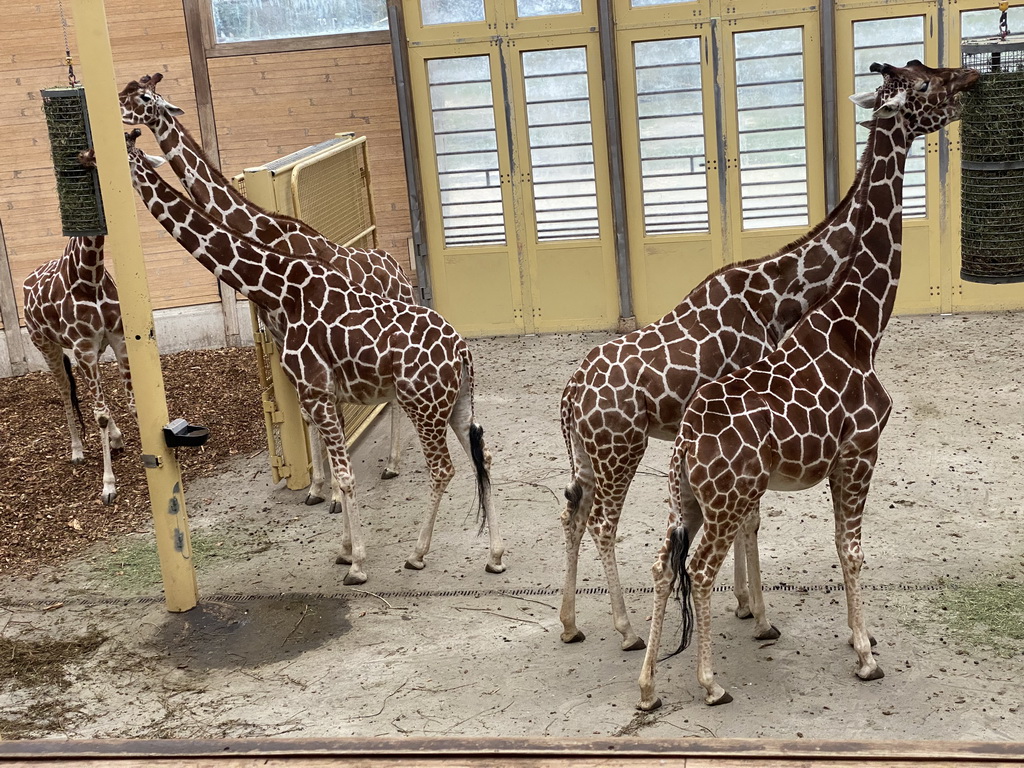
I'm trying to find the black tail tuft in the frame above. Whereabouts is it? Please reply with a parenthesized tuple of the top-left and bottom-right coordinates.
(564, 480, 583, 510)
(63, 354, 86, 433)
(469, 423, 491, 534)
(661, 526, 695, 661)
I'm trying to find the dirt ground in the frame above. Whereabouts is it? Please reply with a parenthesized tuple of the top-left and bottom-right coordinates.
(0, 312, 1022, 743)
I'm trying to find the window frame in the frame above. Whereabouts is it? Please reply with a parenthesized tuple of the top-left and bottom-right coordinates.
(186, 0, 391, 58)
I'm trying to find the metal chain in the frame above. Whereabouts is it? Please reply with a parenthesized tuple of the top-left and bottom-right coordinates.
(57, 0, 77, 86)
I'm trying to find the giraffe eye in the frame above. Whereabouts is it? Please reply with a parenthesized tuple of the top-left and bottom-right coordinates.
(140, 93, 151, 102)
(915, 81, 929, 92)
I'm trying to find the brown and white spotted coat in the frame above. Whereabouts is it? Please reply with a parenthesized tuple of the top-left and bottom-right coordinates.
(559, 123, 876, 652)
(119, 73, 413, 491)
(23, 236, 135, 504)
(113, 130, 504, 584)
(637, 61, 980, 710)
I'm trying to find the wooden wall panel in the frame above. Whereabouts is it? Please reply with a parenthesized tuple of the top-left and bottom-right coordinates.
(0, 0, 222, 323)
(207, 46, 412, 271)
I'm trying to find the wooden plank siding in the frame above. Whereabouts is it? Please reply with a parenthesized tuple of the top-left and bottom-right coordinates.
(0, 1, 412, 330)
(0, 0, 220, 323)
(207, 44, 411, 265)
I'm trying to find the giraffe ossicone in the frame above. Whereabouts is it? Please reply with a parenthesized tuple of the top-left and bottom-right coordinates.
(114, 129, 505, 584)
(637, 60, 980, 710)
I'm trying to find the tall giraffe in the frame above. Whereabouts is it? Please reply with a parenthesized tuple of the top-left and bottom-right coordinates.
(119, 72, 410, 492)
(637, 61, 979, 710)
(560, 114, 873, 652)
(110, 130, 505, 583)
(23, 235, 135, 504)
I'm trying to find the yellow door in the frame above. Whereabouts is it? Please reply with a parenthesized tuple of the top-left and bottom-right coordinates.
(406, 1, 619, 335)
(615, 3, 825, 323)
(836, 4, 942, 314)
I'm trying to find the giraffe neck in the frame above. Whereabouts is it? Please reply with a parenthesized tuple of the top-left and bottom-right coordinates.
(150, 112, 226, 215)
(128, 152, 302, 316)
(65, 236, 107, 289)
(703, 158, 867, 344)
(823, 113, 910, 357)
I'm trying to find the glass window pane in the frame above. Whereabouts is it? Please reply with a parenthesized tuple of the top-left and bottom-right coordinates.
(734, 27, 808, 230)
(518, 0, 580, 16)
(634, 37, 708, 235)
(211, 0, 387, 44)
(853, 17, 926, 218)
(421, 0, 484, 26)
(523, 48, 600, 242)
(962, 8, 1024, 39)
(427, 56, 505, 247)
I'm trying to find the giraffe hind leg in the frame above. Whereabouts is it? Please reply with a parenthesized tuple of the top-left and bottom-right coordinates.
(559, 452, 594, 644)
(380, 400, 402, 479)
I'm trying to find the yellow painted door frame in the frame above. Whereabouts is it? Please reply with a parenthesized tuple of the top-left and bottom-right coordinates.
(719, 8, 827, 265)
(836, 2, 943, 315)
(614, 18, 724, 325)
(404, 1, 618, 335)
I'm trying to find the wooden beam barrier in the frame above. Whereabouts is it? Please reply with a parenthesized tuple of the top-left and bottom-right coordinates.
(1, 737, 1023, 765)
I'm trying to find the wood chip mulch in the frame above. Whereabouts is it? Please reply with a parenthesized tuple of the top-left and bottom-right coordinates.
(0, 346, 264, 579)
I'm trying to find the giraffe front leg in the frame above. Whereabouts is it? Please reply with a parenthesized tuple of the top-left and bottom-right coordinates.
(39, 343, 85, 464)
(830, 461, 883, 682)
(380, 400, 402, 479)
(76, 350, 117, 505)
(301, 393, 367, 584)
(110, 332, 134, 454)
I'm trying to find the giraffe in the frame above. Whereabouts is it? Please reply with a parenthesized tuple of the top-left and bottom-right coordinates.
(637, 60, 980, 710)
(118, 72, 411, 494)
(110, 129, 505, 583)
(23, 235, 135, 504)
(560, 108, 876, 653)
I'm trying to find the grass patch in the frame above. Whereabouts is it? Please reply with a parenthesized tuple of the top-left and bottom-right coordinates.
(96, 529, 257, 591)
(915, 580, 1024, 659)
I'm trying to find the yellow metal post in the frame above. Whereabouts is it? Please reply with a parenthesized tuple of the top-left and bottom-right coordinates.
(70, 0, 198, 612)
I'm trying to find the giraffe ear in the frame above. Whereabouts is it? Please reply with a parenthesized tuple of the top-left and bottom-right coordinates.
(849, 91, 877, 109)
(873, 91, 907, 118)
(144, 152, 167, 168)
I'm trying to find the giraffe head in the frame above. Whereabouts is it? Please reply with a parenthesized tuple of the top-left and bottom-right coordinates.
(850, 60, 979, 138)
(119, 72, 185, 128)
(76, 131, 167, 171)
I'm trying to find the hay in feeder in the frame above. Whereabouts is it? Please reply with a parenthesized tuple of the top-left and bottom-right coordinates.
(41, 86, 106, 237)
(959, 38, 1024, 283)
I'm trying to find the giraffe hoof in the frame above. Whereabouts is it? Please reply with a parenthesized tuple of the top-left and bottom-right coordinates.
(735, 606, 754, 620)
(102, 491, 117, 506)
(485, 562, 506, 574)
(706, 690, 734, 707)
(305, 494, 325, 506)
(380, 468, 399, 480)
(71, 456, 85, 465)
(404, 558, 426, 571)
(110, 445, 125, 459)
(343, 570, 368, 586)
(621, 636, 647, 652)
(636, 697, 662, 712)
(755, 625, 781, 641)
(560, 629, 586, 644)
(857, 665, 885, 681)
(327, 501, 342, 514)
(335, 553, 353, 565)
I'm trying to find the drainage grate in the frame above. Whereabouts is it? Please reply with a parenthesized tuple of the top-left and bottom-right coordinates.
(0, 581, 951, 611)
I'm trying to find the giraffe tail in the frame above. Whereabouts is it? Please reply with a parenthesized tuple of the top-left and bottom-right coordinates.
(560, 377, 584, 519)
(468, 423, 490, 534)
(661, 526, 695, 660)
(63, 354, 86, 433)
